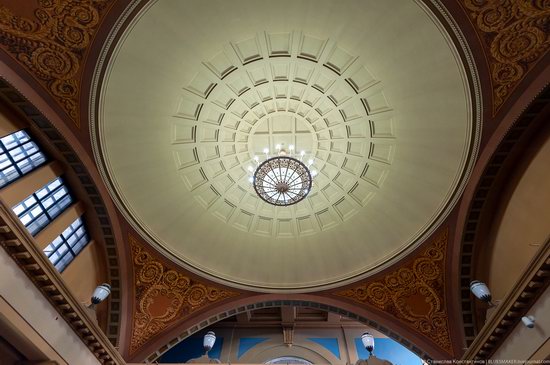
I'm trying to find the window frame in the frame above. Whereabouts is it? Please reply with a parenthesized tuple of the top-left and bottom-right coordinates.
(0, 129, 47, 188)
(12, 177, 73, 236)
(43, 217, 90, 272)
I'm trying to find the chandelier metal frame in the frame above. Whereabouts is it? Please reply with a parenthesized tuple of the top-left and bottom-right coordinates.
(253, 156, 312, 206)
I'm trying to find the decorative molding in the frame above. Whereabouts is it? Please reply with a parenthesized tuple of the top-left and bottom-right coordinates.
(461, 236, 550, 360)
(129, 235, 239, 355)
(0, 202, 125, 365)
(145, 300, 432, 363)
(460, 1, 550, 114)
(282, 325, 294, 346)
(458, 85, 550, 345)
(0, 0, 113, 125)
(335, 229, 453, 355)
(90, 0, 483, 294)
(0, 78, 122, 347)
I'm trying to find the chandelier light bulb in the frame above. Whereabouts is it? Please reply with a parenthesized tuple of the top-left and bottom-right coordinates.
(247, 166, 253, 172)
(311, 170, 317, 177)
(248, 176, 254, 183)
(300, 150, 305, 156)
(276, 144, 281, 150)
(263, 147, 269, 155)
(254, 156, 259, 162)
(308, 159, 314, 166)
(289, 144, 294, 150)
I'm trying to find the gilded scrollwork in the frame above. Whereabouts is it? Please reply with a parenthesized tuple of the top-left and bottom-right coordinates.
(130, 236, 239, 354)
(0, 0, 110, 125)
(461, 1, 550, 113)
(335, 229, 452, 354)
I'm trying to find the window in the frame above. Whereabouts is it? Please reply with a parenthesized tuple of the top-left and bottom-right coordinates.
(12, 177, 73, 235)
(43, 217, 89, 272)
(0, 130, 46, 188)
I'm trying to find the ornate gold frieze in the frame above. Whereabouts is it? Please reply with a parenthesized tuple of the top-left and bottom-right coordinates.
(0, 0, 111, 125)
(460, 1, 549, 114)
(335, 229, 453, 354)
(129, 236, 239, 354)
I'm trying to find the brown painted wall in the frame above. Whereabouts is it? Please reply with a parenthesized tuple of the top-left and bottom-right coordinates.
(485, 130, 550, 300)
(0, 104, 109, 329)
(61, 240, 108, 317)
(0, 103, 24, 138)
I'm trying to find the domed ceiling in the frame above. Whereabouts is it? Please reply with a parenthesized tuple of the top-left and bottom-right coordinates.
(92, 0, 480, 292)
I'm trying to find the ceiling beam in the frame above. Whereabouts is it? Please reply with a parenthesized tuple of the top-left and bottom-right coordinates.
(236, 312, 251, 323)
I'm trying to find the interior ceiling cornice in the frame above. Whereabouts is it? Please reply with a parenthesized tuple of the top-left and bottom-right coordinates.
(0, 0, 117, 126)
(457, 1, 550, 115)
(126, 224, 455, 362)
(92, 0, 482, 293)
(0, 78, 124, 347)
(0, 0, 547, 360)
(333, 227, 454, 356)
(128, 234, 241, 357)
(457, 85, 550, 348)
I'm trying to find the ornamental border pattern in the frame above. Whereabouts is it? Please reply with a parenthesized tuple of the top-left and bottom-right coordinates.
(335, 228, 453, 355)
(459, 0, 550, 115)
(0, 0, 113, 125)
(129, 235, 239, 355)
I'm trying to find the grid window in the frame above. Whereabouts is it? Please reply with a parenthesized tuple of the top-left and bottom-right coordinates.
(12, 177, 73, 235)
(0, 130, 46, 188)
(43, 217, 89, 272)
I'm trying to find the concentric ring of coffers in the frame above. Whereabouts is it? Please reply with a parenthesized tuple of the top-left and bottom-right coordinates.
(93, 0, 480, 292)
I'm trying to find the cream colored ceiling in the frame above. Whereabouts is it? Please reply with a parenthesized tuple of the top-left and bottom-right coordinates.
(93, 0, 480, 291)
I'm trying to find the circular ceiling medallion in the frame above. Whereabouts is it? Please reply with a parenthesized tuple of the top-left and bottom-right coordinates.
(91, 0, 480, 292)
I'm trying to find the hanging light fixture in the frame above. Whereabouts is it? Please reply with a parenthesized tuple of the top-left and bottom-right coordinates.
(249, 144, 318, 206)
(253, 156, 312, 206)
(361, 332, 374, 356)
(88, 283, 111, 309)
(470, 280, 496, 306)
(203, 331, 216, 355)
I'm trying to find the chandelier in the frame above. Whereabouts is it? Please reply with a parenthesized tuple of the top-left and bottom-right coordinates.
(249, 145, 316, 206)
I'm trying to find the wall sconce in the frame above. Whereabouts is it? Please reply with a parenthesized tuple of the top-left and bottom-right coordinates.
(521, 315, 535, 328)
(470, 280, 496, 307)
(203, 331, 216, 355)
(361, 332, 374, 357)
(87, 283, 111, 310)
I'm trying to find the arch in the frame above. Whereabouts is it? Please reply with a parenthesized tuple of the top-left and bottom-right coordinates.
(0, 74, 129, 348)
(452, 79, 550, 346)
(260, 350, 324, 364)
(137, 294, 449, 363)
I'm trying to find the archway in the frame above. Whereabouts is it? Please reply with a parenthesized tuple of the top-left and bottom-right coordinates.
(134, 294, 446, 363)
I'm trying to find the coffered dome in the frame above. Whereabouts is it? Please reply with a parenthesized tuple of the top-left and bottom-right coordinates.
(92, 0, 480, 291)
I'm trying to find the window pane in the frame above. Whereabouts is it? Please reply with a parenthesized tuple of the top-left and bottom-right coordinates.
(55, 253, 74, 272)
(27, 214, 49, 235)
(0, 130, 46, 188)
(72, 235, 88, 255)
(12, 177, 73, 236)
(43, 217, 90, 272)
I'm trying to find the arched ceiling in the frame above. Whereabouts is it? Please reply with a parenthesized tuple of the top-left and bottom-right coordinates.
(92, 0, 480, 292)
